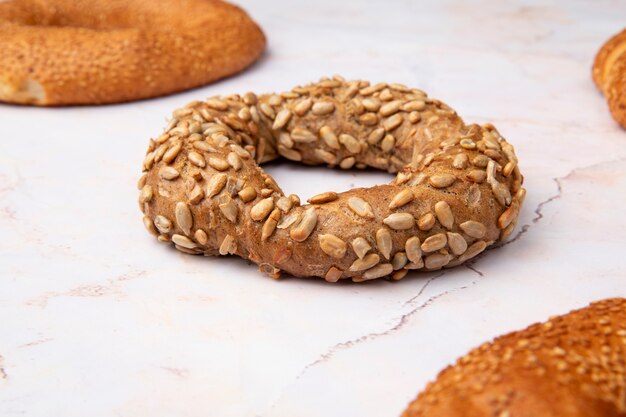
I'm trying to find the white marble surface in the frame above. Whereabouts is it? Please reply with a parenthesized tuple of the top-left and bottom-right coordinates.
(1, 1, 626, 416)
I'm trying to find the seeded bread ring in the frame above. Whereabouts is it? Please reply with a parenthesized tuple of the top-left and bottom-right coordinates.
(401, 297, 626, 417)
(593, 28, 626, 128)
(138, 76, 525, 282)
(0, 0, 265, 105)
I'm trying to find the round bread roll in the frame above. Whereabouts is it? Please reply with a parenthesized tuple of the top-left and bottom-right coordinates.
(138, 76, 525, 282)
(402, 298, 626, 417)
(593, 28, 626, 128)
(0, 0, 266, 105)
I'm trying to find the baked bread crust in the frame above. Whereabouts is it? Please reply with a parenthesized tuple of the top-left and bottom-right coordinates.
(593, 28, 626, 128)
(0, 0, 265, 105)
(138, 76, 525, 282)
(402, 298, 626, 417)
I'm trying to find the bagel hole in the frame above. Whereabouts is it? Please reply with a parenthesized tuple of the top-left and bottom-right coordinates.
(262, 161, 393, 202)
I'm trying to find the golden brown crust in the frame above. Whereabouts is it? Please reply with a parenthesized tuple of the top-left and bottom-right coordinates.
(593, 28, 626, 128)
(402, 298, 626, 417)
(0, 0, 266, 105)
(138, 77, 525, 281)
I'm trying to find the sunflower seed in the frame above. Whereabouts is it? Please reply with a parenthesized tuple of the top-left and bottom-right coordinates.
(348, 196, 374, 218)
(312, 102, 335, 115)
(376, 228, 392, 259)
(350, 253, 380, 271)
(503, 161, 516, 177)
(207, 174, 227, 197)
(186, 151, 205, 168)
(189, 184, 205, 204)
(274, 196, 292, 213)
(492, 181, 512, 207)
(251, 198, 274, 221)
(339, 134, 361, 154)
(402, 100, 426, 111)
(175, 202, 193, 235)
(163, 143, 182, 164)
(272, 109, 292, 130)
(324, 267, 343, 283)
(339, 157, 356, 169)
(418, 212, 436, 231)
(383, 114, 403, 131)
(421, 233, 447, 252)
(452, 153, 468, 169)
(381, 134, 395, 152)
(359, 113, 378, 126)
(460, 138, 476, 150)
(360, 82, 386, 96)
(206, 98, 228, 110)
(208, 157, 229, 171)
(467, 170, 487, 183)
(458, 221, 486, 239)
(157, 166, 178, 181)
(392, 252, 408, 270)
(351, 237, 371, 259)
(498, 201, 519, 229)
(308, 192, 338, 204)
(405, 236, 422, 264)
(290, 207, 317, 242)
(139, 185, 153, 203)
(447, 232, 467, 255)
(194, 229, 208, 245)
(172, 234, 197, 249)
(473, 155, 490, 168)
(143, 216, 157, 235)
(362, 97, 381, 112)
(458, 240, 487, 263)
(225, 152, 243, 171)
(237, 186, 256, 203)
(259, 103, 275, 119)
(218, 196, 238, 223)
(291, 128, 317, 143)
(315, 149, 337, 164)
(434, 201, 454, 229)
(425, 253, 452, 269)
(383, 213, 415, 230)
(319, 234, 347, 258)
(362, 263, 393, 280)
(277, 210, 301, 229)
(429, 174, 456, 188)
(380, 100, 402, 117)
(262, 209, 281, 241)
(389, 189, 414, 209)
(154, 215, 172, 234)
(219, 234, 236, 255)
(368, 128, 385, 144)
(408, 111, 421, 123)
(319, 126, 340, 149)
(294, 98, 313, 116)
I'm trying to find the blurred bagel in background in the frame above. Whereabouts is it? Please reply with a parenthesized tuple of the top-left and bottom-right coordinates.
(0, 0, 266, 105)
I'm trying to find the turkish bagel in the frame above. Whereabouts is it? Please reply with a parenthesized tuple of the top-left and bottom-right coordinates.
(402, 298, 626, 417)
(138, 76, 525, 282)
(0, 0, 265, 105)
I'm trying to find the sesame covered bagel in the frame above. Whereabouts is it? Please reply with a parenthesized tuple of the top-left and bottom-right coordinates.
(402, 297, 626, 417)
(593, 28, 626, 128)
(0, 0, 265, 105)
(138, 76, 525, 282)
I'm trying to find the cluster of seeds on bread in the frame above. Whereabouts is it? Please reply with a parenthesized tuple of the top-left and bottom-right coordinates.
(139, 76, 525, 281)
(402, 298, 626, 416)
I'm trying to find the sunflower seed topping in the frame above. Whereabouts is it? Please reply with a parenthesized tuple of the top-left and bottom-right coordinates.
(383, 213, 415, 230)
(348, 197, 374, 218)
(376, 228, 393, 259)
(319, 234, 347, 258)
(290, 207, 317, 242)
(350, 253, 380, 271)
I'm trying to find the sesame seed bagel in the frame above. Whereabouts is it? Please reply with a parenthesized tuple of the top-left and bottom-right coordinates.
(138, 76, 525, 282)
(402, 297, 626, 417)
(0, 0, 265, 105)
(593, 28, 626, 128)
